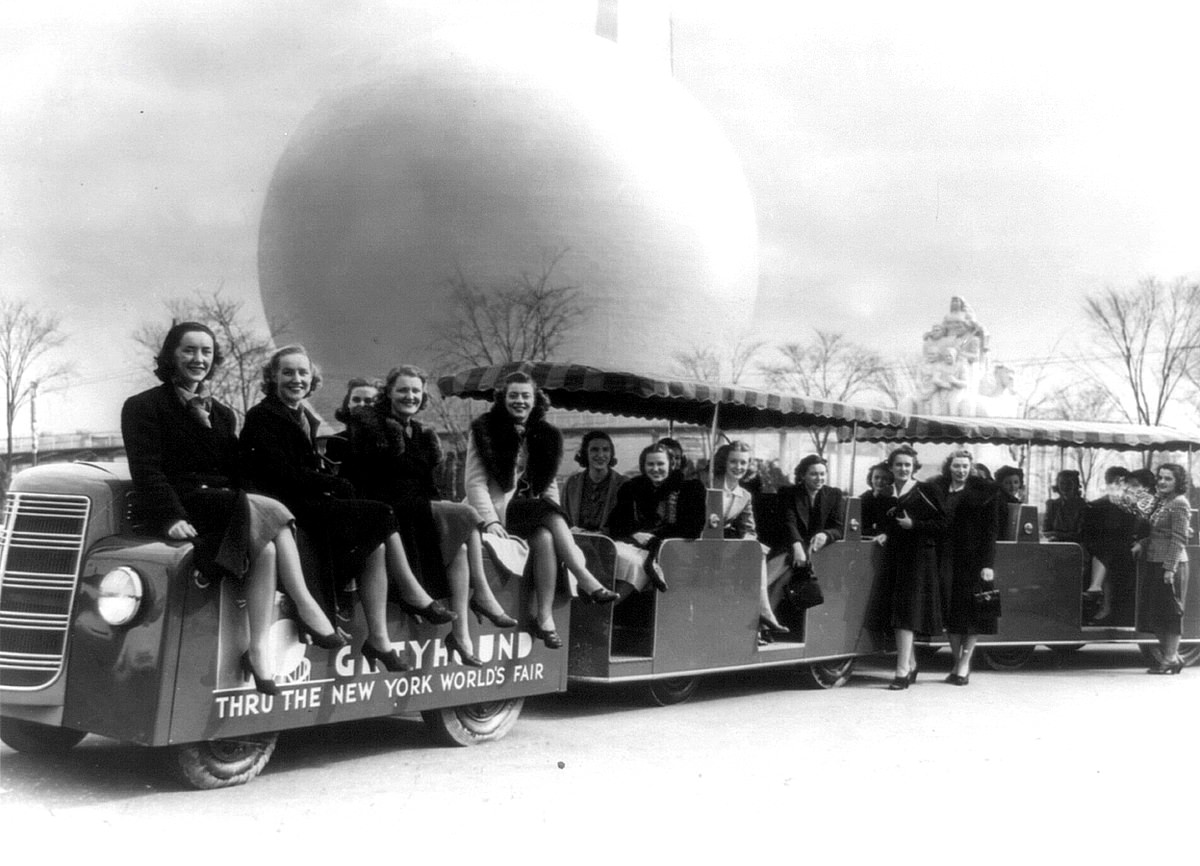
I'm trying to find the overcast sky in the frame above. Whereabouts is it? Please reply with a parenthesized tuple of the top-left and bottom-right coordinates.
(4, 0, 1199, 433)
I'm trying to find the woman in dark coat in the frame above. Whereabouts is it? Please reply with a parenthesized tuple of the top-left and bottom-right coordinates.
(932, 449, 1001, 685)
(121, 323, 340, 695)
(241, 346, 455, 674)
(858, 462, 896, 538)
(322, 376, 380, 467)
(873, 444, 947, 690)
(342, 365, 515, 667)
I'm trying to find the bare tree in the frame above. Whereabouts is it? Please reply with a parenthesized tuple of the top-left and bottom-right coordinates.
(672, 336, 764, 385)
(1, 298, 72, 486)
(132, 284, 285, 419)
(1041, 381, 1121, 489)
(1080, 276, 1200, 426)
(759, 330, 891, 454)
(429, 249, 589, 369)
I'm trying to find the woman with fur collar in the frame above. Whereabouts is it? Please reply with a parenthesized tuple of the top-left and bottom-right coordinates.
(465, 371, 619, 648)
(342, 365, 516, 667)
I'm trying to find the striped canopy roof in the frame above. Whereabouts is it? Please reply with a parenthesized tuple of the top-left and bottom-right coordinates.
(435, 363, 907, 430)
(856, 414, 1200, 452)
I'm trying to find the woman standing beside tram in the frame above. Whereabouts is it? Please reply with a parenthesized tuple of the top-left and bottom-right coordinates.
(240, 346, 456, 675)
(874, 444, 947, 690)
(340, 365, 516, 667)
(465, 371, 619, 649)
(121, 323, 344, 695)
(1134, 463, 1191, 674)
(932, 450, 1000, 685)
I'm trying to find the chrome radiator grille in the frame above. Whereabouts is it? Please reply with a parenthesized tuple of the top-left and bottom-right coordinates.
(0, 492, 90, 689)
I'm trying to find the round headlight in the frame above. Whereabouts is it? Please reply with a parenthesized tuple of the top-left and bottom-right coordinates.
(98, 567, 144, 626)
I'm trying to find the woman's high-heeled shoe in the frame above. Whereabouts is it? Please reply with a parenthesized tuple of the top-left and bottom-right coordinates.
(397, 597, 457, 624)
(759, 615, 789, 635)
(887, 675, 910, 691)
(240, 651, 280, 696)
(908, 664, 919, 684)
(470, 599, 518, 628)
(530, 622, 564, 649)
(298, 622, 348, 650)
(361, 640, 409, 672)
(579, 585, 620, 605)
(445, 632, 484, 667)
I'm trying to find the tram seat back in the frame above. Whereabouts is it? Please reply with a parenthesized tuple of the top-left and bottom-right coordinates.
(1003, 503, 1040, 543)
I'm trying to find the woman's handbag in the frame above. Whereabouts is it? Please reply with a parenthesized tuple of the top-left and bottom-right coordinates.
(974, 582, 1001, 618)
(785, 561, 824, 610)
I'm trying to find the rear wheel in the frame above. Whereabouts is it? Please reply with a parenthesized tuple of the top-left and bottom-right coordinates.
(802, 658, 856, 689)
(1139, 641, 1200, 668)
(980, 645, 1036, 671)
(422, 698, 524, 747)
(168, 733, 278, 789)
(646, 676, 700, 706)
(0, 718, 86, 754)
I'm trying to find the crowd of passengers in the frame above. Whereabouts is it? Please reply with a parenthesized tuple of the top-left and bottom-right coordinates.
(123, 322, 1193, 696)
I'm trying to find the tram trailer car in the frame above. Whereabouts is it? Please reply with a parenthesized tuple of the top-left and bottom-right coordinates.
(0, 462, 566, 787)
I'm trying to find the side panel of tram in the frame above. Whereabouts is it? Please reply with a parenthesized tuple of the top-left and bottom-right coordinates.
(1, 463, 568, 747)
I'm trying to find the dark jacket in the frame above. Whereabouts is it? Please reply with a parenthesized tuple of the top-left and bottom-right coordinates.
(608, 473, 706, 544)
(121, 382, 240, 530)
(341, 406, 443, 504)
(778, 484, 845, 553)
(469, 401, 562, 498)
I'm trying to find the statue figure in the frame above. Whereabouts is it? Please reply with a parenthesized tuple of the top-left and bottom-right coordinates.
(912, 296, 1000, 416)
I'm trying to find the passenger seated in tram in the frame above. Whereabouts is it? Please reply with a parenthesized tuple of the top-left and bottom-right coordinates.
(765, 455, 845, 622)
(607, 443, 706, 600)
(562, 430, 626, 535)
(340, 365, 516, 668)
(322, 377, 381, 466)
(708, 441, 789, 640)
(1122, 468, 1158, 518)
(465, 371, 619, 650)
(122, 323, 344, 696)
(994, 465, 1025, 537)
(241, 346, 457, 678)
(1043, 469, 1085, 543)
(858, 462, 896, 538)
(971, 463, 993, 481)
(656, 436, 698, 480)
(1081, 466, 1140, 625)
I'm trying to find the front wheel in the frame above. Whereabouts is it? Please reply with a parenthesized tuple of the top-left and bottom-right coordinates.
(802, 658, 857, 689)
(168, 733, 278, 790)
(0, 717, 86, 754)
(646, 676, 701, 706)
(1139, 641, 1200, 668)
(980, 645, 1036, 671)
(422, 698, 524, 747)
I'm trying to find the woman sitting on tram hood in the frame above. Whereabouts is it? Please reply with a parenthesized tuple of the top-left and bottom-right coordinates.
(562, 430, 626, 535)
(465, 371, 619, 649)
(121, 323, 342, 695)
(323, 377, 381, 466)
(710, 441, 789, 639)
(241, 346, 457, 676)
(341, 365, 516, 668)
(607, 442, 706, 599)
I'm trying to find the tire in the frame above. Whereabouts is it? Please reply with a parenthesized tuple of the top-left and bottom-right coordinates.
(0, 717, 86, 754)
(421, 698, 524, 747)
(645, 676, 700, 706)
(980, 645, 1036, 671)
(802, 657, 856, 689)
(1139, 641, 1200, 668)
(168, 733, 278, 790)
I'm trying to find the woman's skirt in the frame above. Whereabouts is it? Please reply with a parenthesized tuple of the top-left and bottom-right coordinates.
(943, 563, 999, 636)
(183, 488, 293, 582)
(612, 541, 651, 591)
(505, 495, 569, 538)
(1136, 560, 1189, 635)
(430, 500, 478, 566)
(307, 499, 398, 590)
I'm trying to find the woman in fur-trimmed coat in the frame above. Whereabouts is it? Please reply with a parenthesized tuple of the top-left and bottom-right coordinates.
(464, 371, 619, 648)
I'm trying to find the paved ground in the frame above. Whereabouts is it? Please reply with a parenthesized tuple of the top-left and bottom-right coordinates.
(1, 645, 1194, 864)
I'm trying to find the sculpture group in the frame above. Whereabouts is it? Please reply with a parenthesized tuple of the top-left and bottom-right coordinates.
(910, 297, 1017, 418)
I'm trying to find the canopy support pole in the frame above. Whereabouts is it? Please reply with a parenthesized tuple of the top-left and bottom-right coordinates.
(848, 421, 859, 496)
(709, 404, 721, 476)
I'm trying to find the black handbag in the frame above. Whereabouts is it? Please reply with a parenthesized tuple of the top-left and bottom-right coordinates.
(785, 561, 824, 610)
(974, 583, 1001, 618)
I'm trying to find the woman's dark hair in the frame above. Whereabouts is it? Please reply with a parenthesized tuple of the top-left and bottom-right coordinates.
(1104, 466, 1130, 485)
(1052, 469, 1081, 496)
(713, 440, 752, 479)
(886, 444, 921, 473)
(492, 371, 551, 419)
(259, 345, 322, 397)
(153, 321, 224, 384)
(972, 463, 993, 481)
(638, 443, 672, 475)
(335, 377, 383, 423)
(1155, 462, 1189, 496)
(793, 454, 828, 485)
(995, 465, 1024, 487)
(575, 430, 618, 468)
(376, 365, 430, 413)
(866, 462, 893, 488)
(1128, 468, 1156, 490)
(655, 437, 690, 473)
(940, 448, 974, 482)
